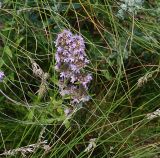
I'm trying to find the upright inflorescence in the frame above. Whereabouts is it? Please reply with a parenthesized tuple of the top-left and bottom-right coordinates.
(0, 71, 4, 82)
(55, 30, 92, 104)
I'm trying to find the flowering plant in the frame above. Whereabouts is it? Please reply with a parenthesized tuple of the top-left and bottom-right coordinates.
(55, 30, 92, 105)
(0, 71, 4, 82)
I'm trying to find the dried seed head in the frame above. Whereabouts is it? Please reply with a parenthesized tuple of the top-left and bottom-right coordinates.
(146, 108, 160, 120)
(30, 58, 49, 99)
(137, 73, 152, 87)
(30, 59, 44, 79)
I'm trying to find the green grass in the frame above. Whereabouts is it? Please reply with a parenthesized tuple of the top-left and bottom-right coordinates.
(0, 0, 160, 157)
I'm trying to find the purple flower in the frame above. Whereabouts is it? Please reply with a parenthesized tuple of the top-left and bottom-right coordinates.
(55, 30, 92, 104)
(55, 53, 61, 63)
(57, 46, 63, 52)
(70, 64, 78, 72)
(82, 74, 92, 88)
(0, 71, 4, 82)
(64, 108, 72, 116)
(70, 75, 76, 83)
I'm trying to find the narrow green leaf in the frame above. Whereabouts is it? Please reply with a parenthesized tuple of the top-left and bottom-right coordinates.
(4, 46, 12, 58)
(0, 58, 4, 68)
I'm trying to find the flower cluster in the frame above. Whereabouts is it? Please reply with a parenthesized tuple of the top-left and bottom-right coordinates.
(0, 71, 4, 82)
(117, 0, 144, 19)
(146, 108, 160, 120)
(55, 30, 92, 104)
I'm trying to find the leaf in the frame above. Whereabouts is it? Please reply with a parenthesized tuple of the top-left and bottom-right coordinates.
(16, 37, 24, 46)
(102, 70, 112, 80)
(2, 27, 14, 31)
(64, 119, 71, 129)
(4, 45, 12, 58)
(0, 58, 4, 68)
(57, 107, 63, 115)
(72, 3, 81, 9)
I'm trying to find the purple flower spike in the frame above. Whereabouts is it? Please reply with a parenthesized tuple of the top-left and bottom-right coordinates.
(55, 30, 92, 105)
(0, 71, 4, 82)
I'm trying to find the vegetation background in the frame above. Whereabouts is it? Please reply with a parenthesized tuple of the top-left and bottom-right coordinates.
(0, 0, 160, 157)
